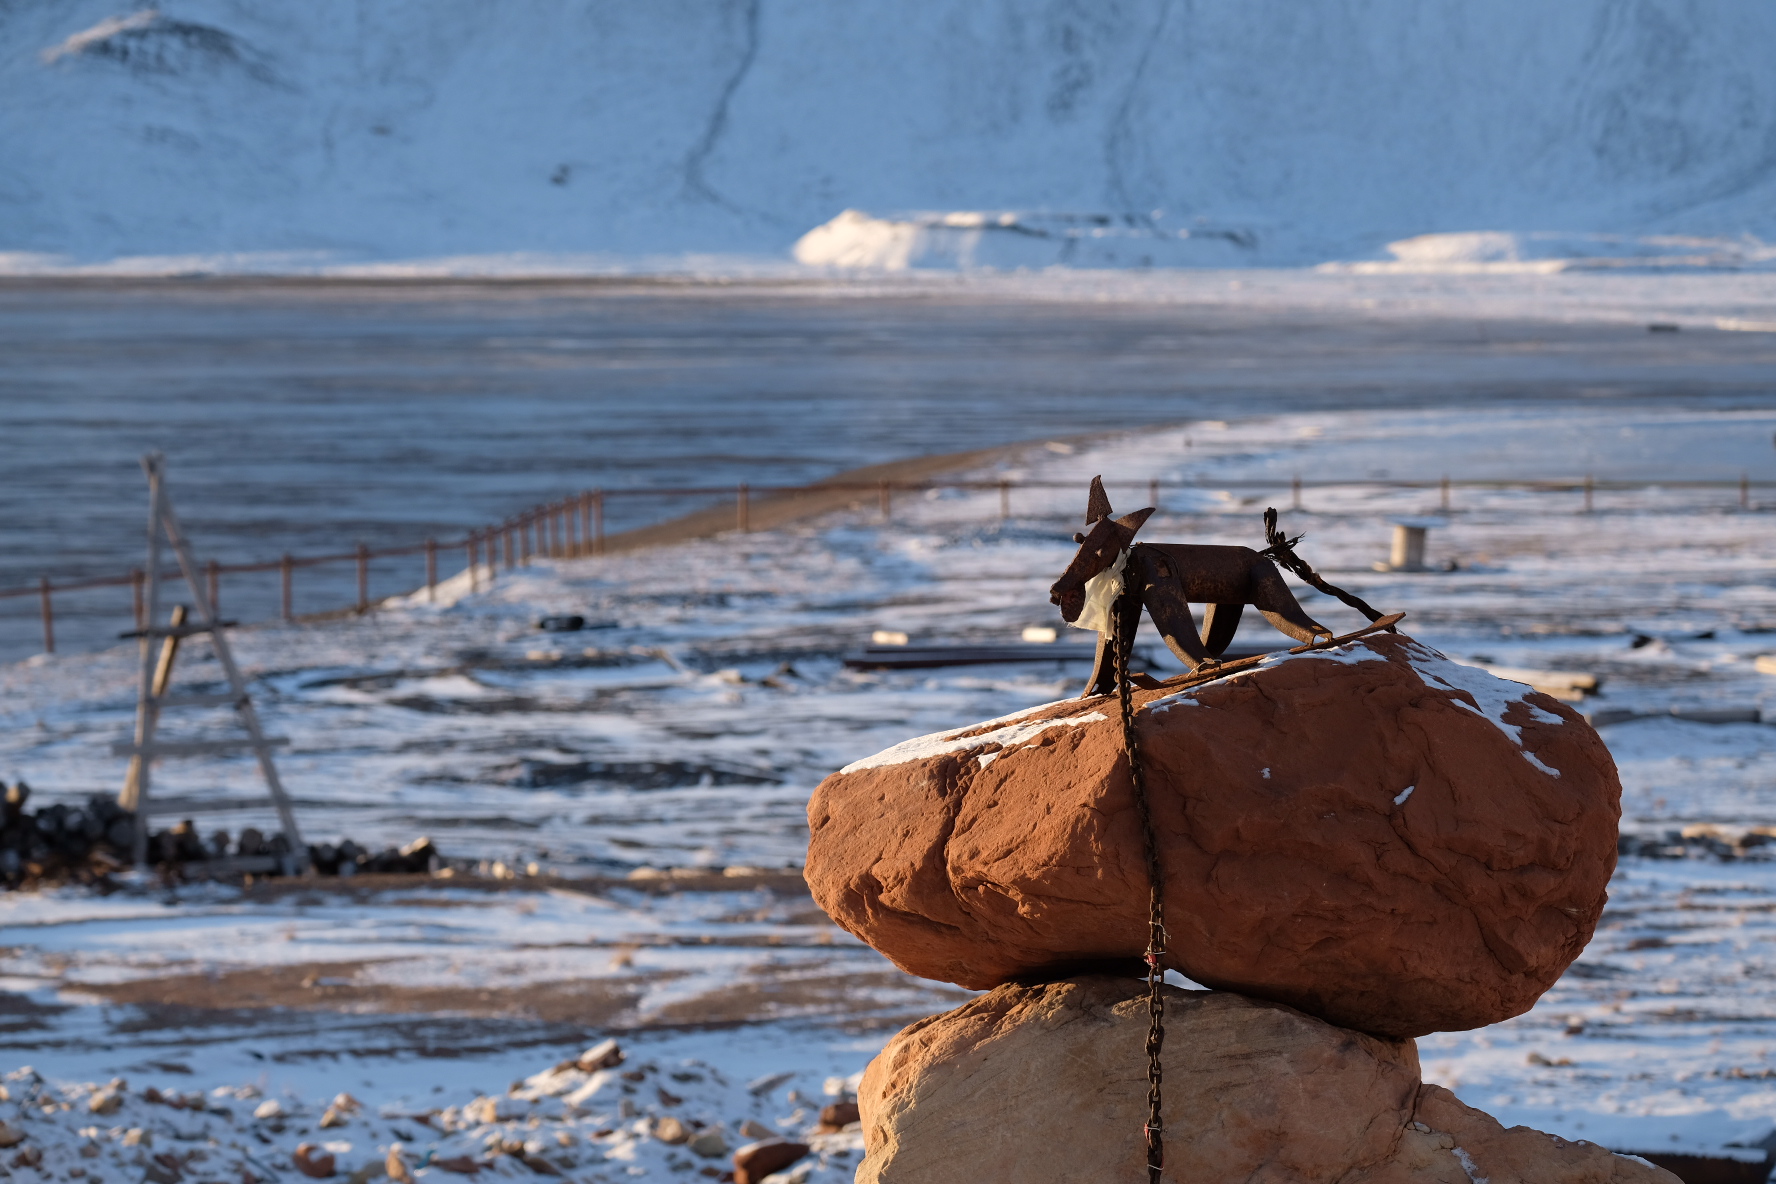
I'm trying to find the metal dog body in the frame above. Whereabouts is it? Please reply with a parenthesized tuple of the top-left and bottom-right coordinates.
(1049, 478, 1332, 696)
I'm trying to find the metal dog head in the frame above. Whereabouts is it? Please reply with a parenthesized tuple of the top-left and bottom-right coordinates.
(1048, 476, 1154, 623)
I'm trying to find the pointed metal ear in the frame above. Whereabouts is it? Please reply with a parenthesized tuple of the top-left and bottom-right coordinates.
(1085, 476, 1113, 524)
(1114, 507, 1155, 536)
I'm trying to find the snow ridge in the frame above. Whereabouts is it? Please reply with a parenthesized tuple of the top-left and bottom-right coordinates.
(5, 1, 1776, 266)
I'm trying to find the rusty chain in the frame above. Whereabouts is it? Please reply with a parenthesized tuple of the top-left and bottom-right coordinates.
(1259, 506, 1393, 628)
(1111, 567, 1168, 1182)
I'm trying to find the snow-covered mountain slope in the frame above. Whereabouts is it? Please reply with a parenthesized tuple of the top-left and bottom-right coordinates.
(4, 1, 1776, 268)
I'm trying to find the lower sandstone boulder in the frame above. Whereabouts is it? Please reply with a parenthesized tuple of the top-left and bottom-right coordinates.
(857, 977, 1675, 1184)
(808, 633, 1619, 1037)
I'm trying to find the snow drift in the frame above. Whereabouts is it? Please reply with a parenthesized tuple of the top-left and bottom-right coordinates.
(4, 1, 1776, 270)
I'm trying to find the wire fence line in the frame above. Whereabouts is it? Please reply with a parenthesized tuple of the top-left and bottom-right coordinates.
(2, 473, 1767, 656)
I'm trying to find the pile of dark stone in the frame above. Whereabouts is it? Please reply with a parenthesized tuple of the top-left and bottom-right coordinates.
(1618, 828, 1776, 860)
(1, 783, 134, 887)
(2, 780, 442, 889)
(307, 835, 440, 876)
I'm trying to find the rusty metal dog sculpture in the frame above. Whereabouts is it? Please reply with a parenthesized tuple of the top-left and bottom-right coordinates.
(1051, 477, 1360, 696)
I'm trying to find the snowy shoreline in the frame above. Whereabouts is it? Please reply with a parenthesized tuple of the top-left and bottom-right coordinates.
(9, 403, 1776, 1168)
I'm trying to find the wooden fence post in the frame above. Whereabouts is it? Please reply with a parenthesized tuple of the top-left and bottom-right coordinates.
(1583, 474, 1594, 514)
(880, 480, 891, 523)
(38, 577, 53, 654)
(131, 567, 145, 630)
(737, 483, 750, 533)
(521, 515, 532, 564)
(579, 492, 591, 556)
(425, 538, 437, 601)
(467, 533, 479, 592)
(999, 480, 1010, 521)
(1149, 478, 1159, 511)
(356, 543, 369, 611)
(281, 554, 294, 622)
(206, 559, 220, 616)
(1440, 475, 1451, 513)
(593, 492, 605, 555)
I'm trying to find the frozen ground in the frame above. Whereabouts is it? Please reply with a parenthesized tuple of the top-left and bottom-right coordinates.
(8, 403, 1776, 1172)
(5, 269, 1775, 661)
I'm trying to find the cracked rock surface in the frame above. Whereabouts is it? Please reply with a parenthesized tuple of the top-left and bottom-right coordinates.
(856, 977, 1676, 1184)
(807, 633, 1620, 1037)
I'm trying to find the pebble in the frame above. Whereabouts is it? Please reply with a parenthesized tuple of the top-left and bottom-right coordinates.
(687, 1130, 728, 1158)
(293, 1145, 337, 1179)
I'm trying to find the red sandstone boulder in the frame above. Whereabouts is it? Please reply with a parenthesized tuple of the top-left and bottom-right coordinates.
(807, 633, 1619, 1037)
(856, 976, 1674, 1184)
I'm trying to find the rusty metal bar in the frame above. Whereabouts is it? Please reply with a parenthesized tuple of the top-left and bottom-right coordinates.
(38, 577, 53, 654)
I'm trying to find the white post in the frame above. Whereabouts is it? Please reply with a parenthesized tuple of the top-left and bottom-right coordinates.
(1389, 524, 1427, 572)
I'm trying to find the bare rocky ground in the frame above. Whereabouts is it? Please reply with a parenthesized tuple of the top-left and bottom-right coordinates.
(1, 870, 952, 1184)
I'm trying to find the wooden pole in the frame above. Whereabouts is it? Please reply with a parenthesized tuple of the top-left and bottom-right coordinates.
(131, 568, 145, 630)
(467, 533, 479, 593)
(281, 554, 294, 622)
(129, 453, 168, 862)
(1149, 478, 1159, 510)
(1440, 474, 1451, 513)
(206, 559, 220, 616)
(880, 480, 891, 523)
(503, 522, 514, 569)
(579, 492, 591, 556)
(521, 515, 532, 563)
(356, 542, 369, 611)
(1584, 474, 1594, 514)
(38, 578, 53, 654)
(425, 538, 437, 601)
(737, 483, 750, 533)
(999, 480, 1010, 520)
(593, 492, 605, 556)
(123, 605, 186, 812)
